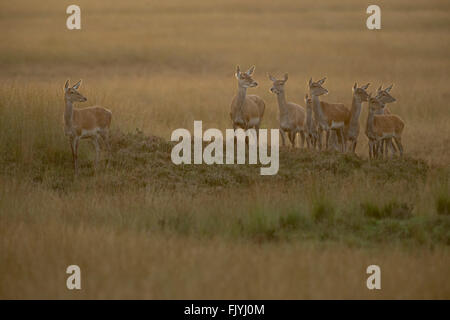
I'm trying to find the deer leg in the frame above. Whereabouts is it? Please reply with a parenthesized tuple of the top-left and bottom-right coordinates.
(325, 130, 330, 151)
(92, 136, 100, 171)
(313, 132, 318, 149)
(329, 130, 337, 151)
(382, 140, 388, 158)
(286, 131, 292, 147)
(373, 140, 379, 159)
(388, 138, 397, 157)
(384, 139, 389, 159)
(373, 140, 378, 159)
(317, 128, 322, 150)
(233, 124, 239, 148)
(380, 141, 384, 159)
(306, 134, 311, 149)
(369, 139, 375, 160)
(100, 129, 111, 152)
(378, 140, 383, 158)
(300, 131, 305, 149)
(69, 137, 75, 168)
(279, 128, 287, 147)
(376, 141, 381, 159)
(380, 140, 384, 159)
(99, 129, 111, 167)
(330, 130, 335, 151)
(394, 137, 404, 158)
(339, 128, 346, 153)
(73, 137, 79, 175)
(345, 138, 351, 154)
(334, 130, 340, 151)
(289, 131, 296, 148)
(255, 124, 260, 143)
(386, 139, 392, 158)
(379, 141, 384, 159)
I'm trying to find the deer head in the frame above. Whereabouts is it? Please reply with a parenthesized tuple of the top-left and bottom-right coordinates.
(235, 66, 258, 88)
(64, 80, 87, 103)
(268, 73, 288, 94)
(304, 93, 313, 109)
(368, 93, 385, 114)
(376, 84, 396, 104)
(308, 77, 328, 97)
(352, 82, 370, 102)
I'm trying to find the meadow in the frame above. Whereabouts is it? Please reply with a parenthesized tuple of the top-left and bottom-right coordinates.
(0, 0, 449, 299)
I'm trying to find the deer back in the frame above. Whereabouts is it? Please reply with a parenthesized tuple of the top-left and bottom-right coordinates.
(373, 114, 404, 136)
(72, 106, 112, 134)
(320, 101, 350, 124)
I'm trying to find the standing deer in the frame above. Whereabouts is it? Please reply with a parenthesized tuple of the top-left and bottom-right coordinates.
(376, 84, 394, 115)
(64, 80, 112, 174)
(304, 94, 318, 149)
(268, 73, 306, 148)
(374, 84, 397, 158)
(230, 66, 265, 133)
(308, 77, 350, 152)
(345, 82, 370, 153)
(366, 94, 405, 159)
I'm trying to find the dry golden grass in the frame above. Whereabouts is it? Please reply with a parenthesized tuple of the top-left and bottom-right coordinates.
(0, 0, 449, 299)
(0, 178, 449, 299)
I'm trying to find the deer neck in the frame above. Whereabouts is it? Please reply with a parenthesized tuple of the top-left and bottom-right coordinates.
(376, 101, 386, 114)
(236, 85, 247, 112)
(64, 96, 74, 129)
(306, 107, 313, 129)
(366, 110, 375, 138)
(311, 94, 326, 126)
(276, 90, 289, 119)
(348, 95, 362, 130)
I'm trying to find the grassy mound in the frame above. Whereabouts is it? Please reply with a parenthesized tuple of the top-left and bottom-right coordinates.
(0, 129, 429, 193)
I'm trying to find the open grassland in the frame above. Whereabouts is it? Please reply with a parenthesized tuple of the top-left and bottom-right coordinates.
(0, 0, 449, 299)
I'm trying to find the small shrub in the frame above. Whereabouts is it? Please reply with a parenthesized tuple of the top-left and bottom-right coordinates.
(361, 202, 382, 219)
(362, 201, 413, 219)
(279, 209, 303, 230)
(436, 194, 450, 216)
(312, 200, 335, 223)
(240, 209, 280, 242)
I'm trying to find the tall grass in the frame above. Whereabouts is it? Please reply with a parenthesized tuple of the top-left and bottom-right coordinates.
(0, 0, 449, 298)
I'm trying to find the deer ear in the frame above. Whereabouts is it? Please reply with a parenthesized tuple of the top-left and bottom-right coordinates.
(385, 84, 393, 92)
(308, 78, 313, 86)
(246, 66, 255, 76)
(235, 66, 241, 79)
(362, 83, 370, 90)
(268, 74, 276, 82)
(353, 82, 357, 91)
(377, 84, 382, 92)
(318, 77, 326, 85)
(73, 80, 82, 89)
(64, 80, 70, 90)
(283, 73, 288, 82)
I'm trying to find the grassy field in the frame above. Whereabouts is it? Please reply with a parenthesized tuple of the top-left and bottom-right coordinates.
(0, 0, 449, 299)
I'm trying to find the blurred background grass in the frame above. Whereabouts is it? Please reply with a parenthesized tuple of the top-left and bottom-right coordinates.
(1, 0, 449, 164)
(0, 0, 449, 299)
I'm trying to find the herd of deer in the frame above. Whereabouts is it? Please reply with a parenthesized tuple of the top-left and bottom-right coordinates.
(62, 66, 405, 174)
(231, 66, 405, 159)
